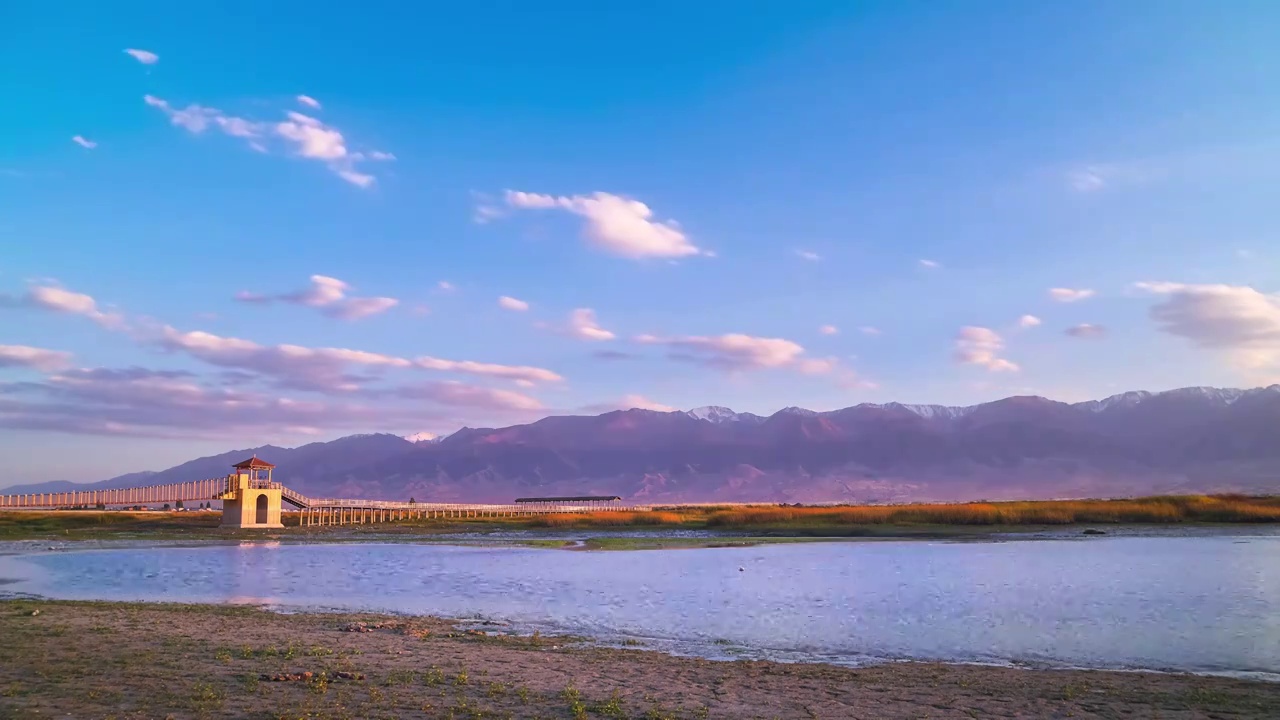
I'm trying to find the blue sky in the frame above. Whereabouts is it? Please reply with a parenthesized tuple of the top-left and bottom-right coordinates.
(3, 1, 1280, 484)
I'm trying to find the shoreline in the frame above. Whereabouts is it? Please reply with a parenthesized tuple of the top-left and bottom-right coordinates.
(3, 600, 1279, 719)
(3, 506, 1279, 545)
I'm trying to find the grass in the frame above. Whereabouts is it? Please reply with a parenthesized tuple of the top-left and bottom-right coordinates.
(2, 494, 1277, 543)
(514, 494, 1280, 531)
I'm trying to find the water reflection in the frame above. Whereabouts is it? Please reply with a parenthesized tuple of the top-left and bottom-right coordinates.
(3, 536, 1277, 675)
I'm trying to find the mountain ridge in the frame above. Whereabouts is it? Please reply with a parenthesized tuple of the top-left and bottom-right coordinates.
(6, 385, 1280, 503)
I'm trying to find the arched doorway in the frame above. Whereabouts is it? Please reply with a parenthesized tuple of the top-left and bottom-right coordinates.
(256, 494, 269, 524)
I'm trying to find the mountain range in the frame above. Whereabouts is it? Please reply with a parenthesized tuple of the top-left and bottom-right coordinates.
(8, 386, 1280, 503)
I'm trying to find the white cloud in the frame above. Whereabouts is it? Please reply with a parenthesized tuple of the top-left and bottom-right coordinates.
(366, 151, 395, 161)
(583, 394, 675, 413)
(0, 284, 125, 329)
(1048, 287, 1096, 303)
(296, 95, 322, 110)
(567, 309, 615, 341)
(71, 136, 97, 149)
(636, 332, 827, 373)
(859, 326, 882, 336)
(498, 296, 529, 312)
(1017, 314, 1042, 328)
(795, 250, 822, 262)
(503, 190, 705, 259)
(1135, 281, 1280, 381)
(953, 326, 1019, 372)
(145, 96, 387, 187)
(124, 48, 159, 65)
(918, 259, 941, 269)
(819, 325, 839, 335)
(1065, 323, 1106, 338)
(0, 345, 72, 372)
(0, 367, 527, 439)
(145, 95, 264, 137)
(276, 111, 346, 159)
(437, 281, 455, 293)
(157, 327, 410, 392)
(394, 381, 543, 411)
(413, 357, 562, 385)
(1064, 162, 1160, 193)
(237, 275, 398, 320)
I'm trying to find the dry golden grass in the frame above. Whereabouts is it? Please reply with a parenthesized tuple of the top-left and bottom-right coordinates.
(701, 495, 1280, 527)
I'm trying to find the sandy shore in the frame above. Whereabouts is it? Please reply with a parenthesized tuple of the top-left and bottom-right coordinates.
(1, 600, 1276, 719)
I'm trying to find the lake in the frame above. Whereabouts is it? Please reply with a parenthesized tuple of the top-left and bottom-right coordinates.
(2, 534, 1277, 677)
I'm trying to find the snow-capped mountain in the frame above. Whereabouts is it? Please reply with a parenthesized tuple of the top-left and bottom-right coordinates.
(684, 406, 765, 424)
(13, 385, 1280, 504)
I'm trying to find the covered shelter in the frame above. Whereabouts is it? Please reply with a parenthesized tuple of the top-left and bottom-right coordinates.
(222, 456, 283, 529)
(514, 495, 622, 512)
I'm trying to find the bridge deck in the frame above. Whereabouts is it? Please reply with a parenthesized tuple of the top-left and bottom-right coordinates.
(0, 478, 641, 517)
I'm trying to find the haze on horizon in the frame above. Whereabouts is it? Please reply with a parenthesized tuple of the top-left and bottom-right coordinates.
(3, 1, 1280, 483)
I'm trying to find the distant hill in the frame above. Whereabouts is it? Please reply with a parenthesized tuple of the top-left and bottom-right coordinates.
(7, 386, 1280, 503)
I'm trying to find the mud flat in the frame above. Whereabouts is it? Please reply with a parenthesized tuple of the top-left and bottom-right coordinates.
(1, 600, 1277, 719)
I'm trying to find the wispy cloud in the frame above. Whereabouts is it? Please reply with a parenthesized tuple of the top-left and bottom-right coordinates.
(502, 190, 706, 259)
(1065, 323, 1106, 338)
(71, 136, 97, 149)
(1135, 281, 1280, 382)
(144, 95, 391, 187)
(1017, 314, 1042, 328)
(412, 356, 562, 385)
(296, 95, 322, 110)
(581, 394, 675, 413)
(0, 366, 532, 439)
(123, 48, 159, 65)
(918, 259, 940, 269)
(859, 326, 882, 336)
(566, 309, 616, 341)
(436, 281, 455, 293)
(819, 325, 839, 335)
(0, 284, 125, 329)
(953, 326, 1019, 372)
(0, 345, 73, 372)
(392, 381, 543, 411)
(1048, 287, 1095, 303)
(635, 332, 833, 375)
(236, 274, 398, 320)
(498, 296, 529, 312)
(795, 249, 822, 262)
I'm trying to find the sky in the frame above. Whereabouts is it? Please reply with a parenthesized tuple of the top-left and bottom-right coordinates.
(3, 1, 1280, 484)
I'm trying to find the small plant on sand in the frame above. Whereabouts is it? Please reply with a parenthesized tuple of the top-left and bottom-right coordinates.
(516, 686, 531, 704)
(424, 666, 445, 686)
(563, 684, 587, 719)
(486, 681, 508, 697)
(214, 649, 232, 663)
(385, 670, 416, 686)
(454, 668, 470, 686)
(305, 645, 334, 657)
(596, 690, 626, 718)
(190, 682, 225, 711)
(308, 672, 329, 695)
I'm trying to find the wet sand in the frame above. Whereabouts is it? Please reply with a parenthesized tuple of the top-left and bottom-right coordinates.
(1, 600, 1276, 719)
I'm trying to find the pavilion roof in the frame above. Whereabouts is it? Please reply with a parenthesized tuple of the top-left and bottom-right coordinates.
(233, 456, 276, 469)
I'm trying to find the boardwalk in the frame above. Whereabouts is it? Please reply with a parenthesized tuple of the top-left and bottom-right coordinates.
(0, 458, 641, 528)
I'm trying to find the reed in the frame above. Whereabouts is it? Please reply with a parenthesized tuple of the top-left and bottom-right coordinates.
(700, 495, 1280, 527)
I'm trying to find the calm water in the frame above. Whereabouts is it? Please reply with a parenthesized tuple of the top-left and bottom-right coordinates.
(3, 536, 1278, 676)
